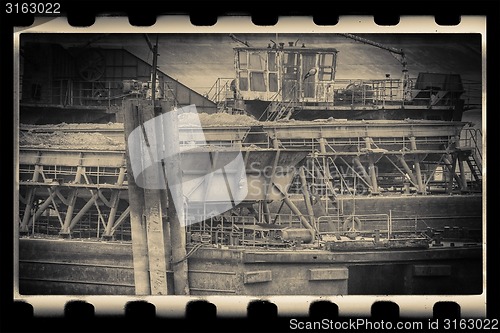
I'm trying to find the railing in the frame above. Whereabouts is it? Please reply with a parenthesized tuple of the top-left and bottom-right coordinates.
(205, 78, 234, 105)
(262, 82, 298, 121)
(35, 79, 182, 108)
(461, 126, 483, 166)
(461, 80, 482, 110)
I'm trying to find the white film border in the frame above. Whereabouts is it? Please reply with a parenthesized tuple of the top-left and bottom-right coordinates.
(13, 15, 487, 318)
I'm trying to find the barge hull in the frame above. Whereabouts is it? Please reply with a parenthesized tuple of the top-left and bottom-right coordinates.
(18, 238, 482, 296)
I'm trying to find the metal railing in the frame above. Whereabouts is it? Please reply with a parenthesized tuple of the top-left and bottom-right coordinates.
(44, 79, 181, 108)
(205, 78, 234, 105)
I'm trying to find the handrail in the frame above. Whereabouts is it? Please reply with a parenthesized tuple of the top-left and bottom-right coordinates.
(460, 126, 482, 173)
(263, 82, 299, 121)
(205, 78, 234, 104)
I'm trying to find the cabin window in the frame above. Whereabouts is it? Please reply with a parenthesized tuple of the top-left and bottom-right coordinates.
(268, 52, 277, 71)
(319, 67, 333, 81)
(238, 51, 248, 69)
(239, 71, 248, 91)
(284, 52, 298, 66)
(249, 52, 265, 70)
(269, 73, 278, 92)
(319, 53, 335, 81)
(284, 52, 298, 78)
(250, 72, 266, 92)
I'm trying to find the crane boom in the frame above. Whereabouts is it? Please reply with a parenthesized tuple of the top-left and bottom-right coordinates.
(338, 33, 407, 70)
(338, 33, 410, 100)
(338, 33, 404, 55)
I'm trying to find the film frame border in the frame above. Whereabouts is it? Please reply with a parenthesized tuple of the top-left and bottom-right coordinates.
(5, 11, 496, 327)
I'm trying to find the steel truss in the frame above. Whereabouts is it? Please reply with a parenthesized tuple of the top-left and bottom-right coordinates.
(18, 121, 481, 239)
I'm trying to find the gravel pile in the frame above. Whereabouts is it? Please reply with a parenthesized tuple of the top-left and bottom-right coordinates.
(19, 131, 125, 150)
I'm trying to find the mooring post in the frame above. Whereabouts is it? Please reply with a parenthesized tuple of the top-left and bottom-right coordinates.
(141, 102, 169, 295)
(160, 100, 190, 295)
(122, 99, 151, 295)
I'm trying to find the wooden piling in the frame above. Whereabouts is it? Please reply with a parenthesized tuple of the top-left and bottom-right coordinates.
(160, 101, 190, 295)
(122, 99, 151, 295)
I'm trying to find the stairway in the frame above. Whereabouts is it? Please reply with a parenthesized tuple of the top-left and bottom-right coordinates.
(266, 101, 295, 121)
(466, 153, 482, 182)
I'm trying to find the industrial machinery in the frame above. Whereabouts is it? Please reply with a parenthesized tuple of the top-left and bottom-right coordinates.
(207, 35, 466, 122)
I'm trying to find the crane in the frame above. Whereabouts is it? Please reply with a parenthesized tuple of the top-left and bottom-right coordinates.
(338, 33, 410, 98)
(338, 33, 407, 73)
(229, 33, 251, 47)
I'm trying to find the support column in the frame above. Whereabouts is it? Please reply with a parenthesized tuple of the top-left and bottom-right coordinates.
(443, 156, 466, 191)
(353, 157, 372, 192)
(409, 137, 426, 194)
(141, 102, 169, 295)
(365, 137, 379, 195)
(59, 165, 84, 236)
(161, 100, 189, 295)
(397, 155, 419, 186)
(20, 165, 41, 233)
(109, 207, 130, 236)
(368, 157, 380, 195)
(458, 154, 469, 191)
(103, 166, 126, 239)
(443, 155, 466, 192)
(20, 188, 36, 234)
(283, 196, 315, 237)
(262, 201, 272, 224)
(273, 182, 315, 238)
(299, 167, 316, 228)
(123, 99, 151, 295)
(160, 190, 174, 295)
(30, 190, 57, 225)
(318, 137, 336, 195)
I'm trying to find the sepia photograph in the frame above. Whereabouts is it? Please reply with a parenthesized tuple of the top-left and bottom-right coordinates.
(14, 18, 486, 317)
